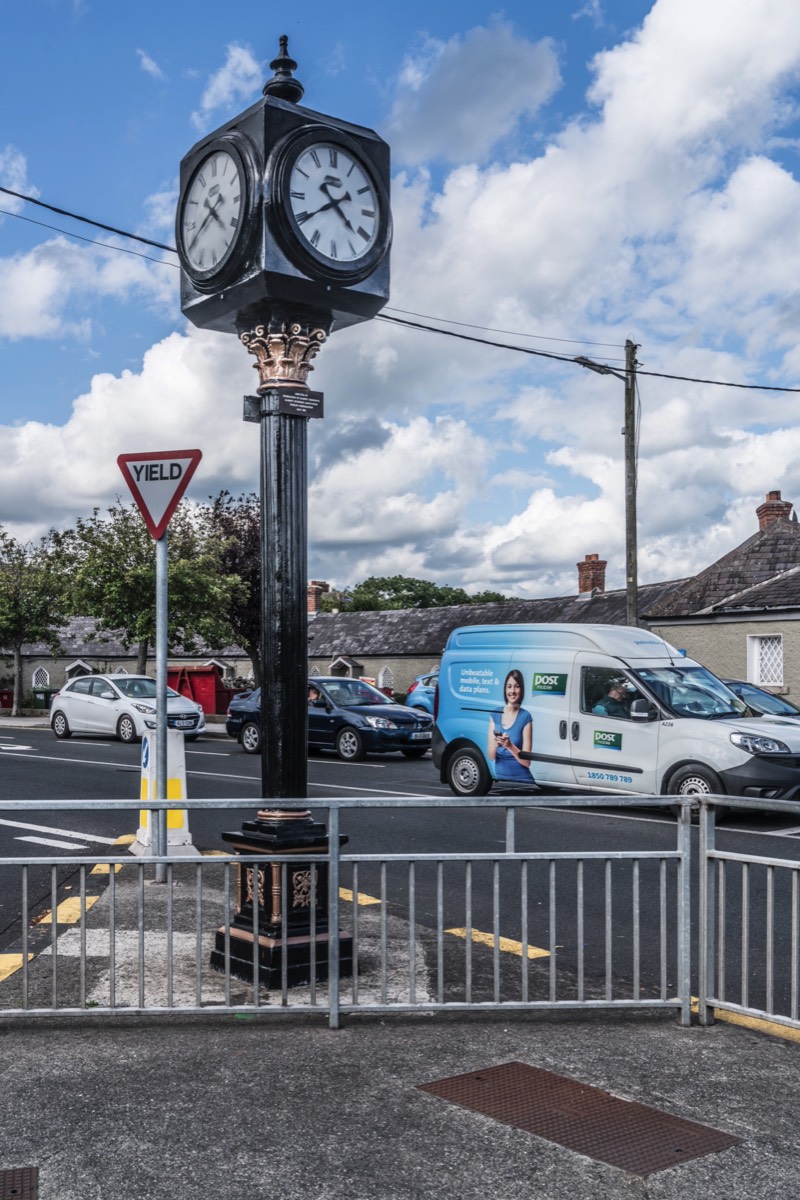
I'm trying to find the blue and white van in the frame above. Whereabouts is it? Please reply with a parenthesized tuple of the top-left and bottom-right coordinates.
(432, 623, 800, 799)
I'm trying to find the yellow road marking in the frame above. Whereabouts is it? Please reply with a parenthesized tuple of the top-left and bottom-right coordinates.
(90, 863, 122, 875)
(691, 997, 800, 1044)
(115, 834, 137, 845)
(339, 888, 381, 906)
(37, 896, 100, 925)
(446, 927, 550, 960)
(0, 953, 33, 982)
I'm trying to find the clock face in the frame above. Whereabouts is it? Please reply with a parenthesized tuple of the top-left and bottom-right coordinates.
(180, 148, 245, 278)
(287, 142, 381, 267)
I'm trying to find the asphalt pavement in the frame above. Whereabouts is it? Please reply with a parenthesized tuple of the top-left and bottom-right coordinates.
(2, 714, 800, 1198)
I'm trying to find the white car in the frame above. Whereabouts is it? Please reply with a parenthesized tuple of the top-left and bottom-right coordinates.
(50, 674, 206, 743)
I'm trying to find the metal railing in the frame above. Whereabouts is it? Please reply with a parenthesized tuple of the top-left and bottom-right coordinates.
(698, 797, 800, 1036)
(0, 795, 697, 1028)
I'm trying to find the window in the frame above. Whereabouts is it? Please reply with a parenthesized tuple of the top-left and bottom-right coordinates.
(32, 667, 50, 688)
(114, 667, 129, 675)
(748, 634, 784, 687)
(378, 666, 394, 690)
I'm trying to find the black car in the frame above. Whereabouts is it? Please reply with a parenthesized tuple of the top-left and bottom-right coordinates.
(722, 679, 800, 720)
(225, 677, 434, 760)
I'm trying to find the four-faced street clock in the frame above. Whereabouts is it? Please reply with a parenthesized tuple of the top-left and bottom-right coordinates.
(176, 41, 391, 334)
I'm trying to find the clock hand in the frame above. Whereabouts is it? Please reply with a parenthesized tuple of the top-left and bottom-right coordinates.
(187, 196, 224, 250)
(319, 181, 355, 232)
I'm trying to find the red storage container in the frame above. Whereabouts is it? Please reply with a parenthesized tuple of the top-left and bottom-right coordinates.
(167, 665, 236, 715)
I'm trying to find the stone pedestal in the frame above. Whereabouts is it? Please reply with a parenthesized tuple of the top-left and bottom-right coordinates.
(210, 810, 353, 988)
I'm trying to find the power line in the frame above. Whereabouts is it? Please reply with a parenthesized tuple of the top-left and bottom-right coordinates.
(3, 184, 799, 394)
(0, 207, 178, 267)
(0, 185, 176, 253)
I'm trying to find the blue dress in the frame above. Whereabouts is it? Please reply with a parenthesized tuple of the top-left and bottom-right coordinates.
(491, 709, 534, 783)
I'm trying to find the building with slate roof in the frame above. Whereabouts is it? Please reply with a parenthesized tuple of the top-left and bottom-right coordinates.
(309, 491, 800, 703)
(4, 491, 800, 711)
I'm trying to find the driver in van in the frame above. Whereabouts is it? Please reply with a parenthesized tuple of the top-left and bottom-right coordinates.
(593, 679, 630, 718)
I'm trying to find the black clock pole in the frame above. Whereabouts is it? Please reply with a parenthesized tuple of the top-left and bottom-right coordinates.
(177, 34, 390, 989)
(240, 309, 329, 800)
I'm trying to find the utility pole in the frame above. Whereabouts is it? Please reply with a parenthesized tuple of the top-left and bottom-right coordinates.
(575, 340, 640, 627)
(623, 339, 639, 627)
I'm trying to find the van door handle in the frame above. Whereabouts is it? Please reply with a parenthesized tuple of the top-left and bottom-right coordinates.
(559, 720, 567, 740)
(571, 721, 580, 741)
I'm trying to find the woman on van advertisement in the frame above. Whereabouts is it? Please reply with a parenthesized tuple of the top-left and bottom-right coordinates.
(488, 668, 534, 783)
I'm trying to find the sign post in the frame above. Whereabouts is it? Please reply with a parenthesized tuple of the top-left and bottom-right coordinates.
(117, 449, 202, 878)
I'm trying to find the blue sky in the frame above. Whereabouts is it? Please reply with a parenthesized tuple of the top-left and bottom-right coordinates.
(2, 0, 800, 597)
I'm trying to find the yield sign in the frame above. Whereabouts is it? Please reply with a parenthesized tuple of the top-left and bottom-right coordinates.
(117, 449, 202, 540)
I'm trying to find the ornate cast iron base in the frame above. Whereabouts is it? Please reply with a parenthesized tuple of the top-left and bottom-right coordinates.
(209, 810, 353, 989)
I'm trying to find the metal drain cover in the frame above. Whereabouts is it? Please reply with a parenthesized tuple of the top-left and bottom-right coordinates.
(418, 1061, 741, 1177)
(0, 1168, 38, 1200)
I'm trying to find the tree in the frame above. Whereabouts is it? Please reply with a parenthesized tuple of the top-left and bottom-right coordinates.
(62, 500, 238, 674)
(196, 491, 263, 684)
(331, 575, 511, 611)
(0, 530, 71, 715)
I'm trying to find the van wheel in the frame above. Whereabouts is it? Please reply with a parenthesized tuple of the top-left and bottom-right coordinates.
(667, 763, 728, 819)
(447, 748, 491, 796)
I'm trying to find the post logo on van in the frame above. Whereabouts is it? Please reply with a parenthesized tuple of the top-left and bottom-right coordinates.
(594, 730, 622, 751)
(530, 672, 568, 696)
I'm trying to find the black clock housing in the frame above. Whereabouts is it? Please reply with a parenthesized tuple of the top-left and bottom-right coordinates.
(177, 94, 391, 334)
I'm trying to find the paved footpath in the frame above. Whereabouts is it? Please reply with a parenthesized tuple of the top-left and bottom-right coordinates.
(2, 715, 800, 1197)
(2, 861, 800, 1199)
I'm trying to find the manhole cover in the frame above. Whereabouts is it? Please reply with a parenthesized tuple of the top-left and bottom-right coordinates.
(418, 1061, 741, 1177)
(0, 1168, 38, 1200)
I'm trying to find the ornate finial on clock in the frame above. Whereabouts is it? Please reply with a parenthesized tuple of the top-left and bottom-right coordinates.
(263, 35, 304, 104)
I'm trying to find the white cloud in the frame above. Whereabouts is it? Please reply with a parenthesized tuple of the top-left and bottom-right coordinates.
(136, 49, 165, 81)
(190, 44, 262, 133)
(0, 145, 36, 216)
(3, 4, 800, 603)
(386, 23, 561, 165)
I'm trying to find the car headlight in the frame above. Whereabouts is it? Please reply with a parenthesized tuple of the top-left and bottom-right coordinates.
(731, 731, 790, 754)
(133, 703, 155, 715)
(365, 716, 397, 730)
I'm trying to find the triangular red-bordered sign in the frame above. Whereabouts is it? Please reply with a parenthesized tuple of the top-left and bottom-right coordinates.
(117, 449, 202, 540)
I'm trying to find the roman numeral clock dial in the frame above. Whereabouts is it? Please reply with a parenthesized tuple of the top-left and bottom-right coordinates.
(272, 130, 389, 284)
(178, 142, 249, 283)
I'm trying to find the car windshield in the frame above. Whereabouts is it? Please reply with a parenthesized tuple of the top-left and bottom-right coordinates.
(322, 679, 390, 707)
(112, 679, 180, 699)
(633, 666, 746, 719)
(731, 682, 800, 716)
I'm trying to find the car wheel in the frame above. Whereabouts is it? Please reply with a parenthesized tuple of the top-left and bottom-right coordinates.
(240, 721, 261, 754)
(667, 763, 729, 820)
(51, 710, 71, 739)
(117, 714, 138, 744)
(447, 747, 491, 796)
(402, 747, 428, 759)
(336, 727, 364, 761)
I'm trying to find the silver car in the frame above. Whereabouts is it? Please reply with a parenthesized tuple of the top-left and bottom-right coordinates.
(50, 674, 206, 743)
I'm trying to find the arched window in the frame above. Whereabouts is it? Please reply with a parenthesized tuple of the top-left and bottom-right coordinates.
(32, 667, 50, 688)
(114, 667, 129, 675)
(309, 667, 321, 677)
(378, 666, 394, 690)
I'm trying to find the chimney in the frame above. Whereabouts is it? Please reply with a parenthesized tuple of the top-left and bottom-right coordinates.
(577, 553, 607, 594)
(756, 490, 793, 531)
(307, 580, 329, 616)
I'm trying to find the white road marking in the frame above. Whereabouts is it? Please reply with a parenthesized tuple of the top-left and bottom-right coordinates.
(16, 835, 90, 850)
(0, 744, 33, 751)
(0, 817, 118, 844)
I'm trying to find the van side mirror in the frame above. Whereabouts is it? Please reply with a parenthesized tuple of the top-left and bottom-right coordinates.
(630, 697, 658, 721)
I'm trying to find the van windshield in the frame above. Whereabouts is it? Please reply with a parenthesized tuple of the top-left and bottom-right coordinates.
(633, 666, 746, 719)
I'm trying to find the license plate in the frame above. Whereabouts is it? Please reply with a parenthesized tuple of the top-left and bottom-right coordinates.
(175, 719, 195, 729)
(410, 731, 431, 740)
